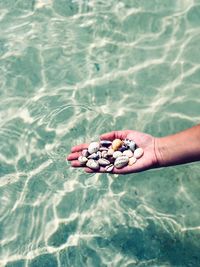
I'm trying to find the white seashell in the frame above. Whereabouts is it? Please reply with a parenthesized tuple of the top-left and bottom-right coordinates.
(113, 151, 123, 159)
(88, 153, 99, 159)
(123, 149, 133, 158)
(101, 151, 108, 158)
(128, 141, 136, 152)
(100, 140, 112, 146)
(128, 157, 137, 166)
(112, 139, 123, 151)
(107, 148, 114, 156)
(82, 149, 89, 157)
(105, 164, 114, 172)
(133, 148, 144, 159)
(86, 159, 99, 170)
(88, 142, 100, 154)
(98, 158, 110, 166)
(78, 156, 88, 165)
(114, 156, 129, 169)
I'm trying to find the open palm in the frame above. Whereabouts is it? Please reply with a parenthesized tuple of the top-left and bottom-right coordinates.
(67, 130, 159, 174)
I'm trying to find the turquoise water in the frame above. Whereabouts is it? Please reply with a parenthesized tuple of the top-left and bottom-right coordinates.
(0, 0, 200, 266)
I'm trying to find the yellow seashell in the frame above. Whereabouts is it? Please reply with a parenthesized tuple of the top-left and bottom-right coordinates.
(112, 139, 123, 151)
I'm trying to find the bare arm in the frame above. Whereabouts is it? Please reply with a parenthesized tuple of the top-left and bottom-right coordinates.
(67, 125, 200, 174)
(155, 124, 200, 167)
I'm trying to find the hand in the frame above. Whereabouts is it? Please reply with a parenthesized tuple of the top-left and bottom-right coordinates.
(67, 130, 159, 174)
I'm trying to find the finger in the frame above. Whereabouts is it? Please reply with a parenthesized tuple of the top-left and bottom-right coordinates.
(113, 166, 135, 174)
(71, 143, 88, 153)
(84, 166, 107, 173)
(84, 167, 93, 173)
(67, 152, 81, 161)
(100, 131, 128, 141)
(113, 161, 146, 174)
(70, 160, 83, 167)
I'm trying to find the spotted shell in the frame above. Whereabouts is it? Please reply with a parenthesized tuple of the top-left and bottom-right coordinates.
(78, 156, 88, 165)
(86, 159, 99, 170)
(88, 142, 100, 154)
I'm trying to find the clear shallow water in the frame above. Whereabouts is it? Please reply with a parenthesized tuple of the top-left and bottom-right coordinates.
(0, 0, 200, 266)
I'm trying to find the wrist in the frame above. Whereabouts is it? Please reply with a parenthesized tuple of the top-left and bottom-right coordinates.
(154, 137, 166, 167)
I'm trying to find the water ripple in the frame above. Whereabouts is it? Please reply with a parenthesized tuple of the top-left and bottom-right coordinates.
(0, 1, 200, 266)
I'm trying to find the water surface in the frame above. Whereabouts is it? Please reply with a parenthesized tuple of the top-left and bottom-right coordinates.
(0, 0, 200, 266)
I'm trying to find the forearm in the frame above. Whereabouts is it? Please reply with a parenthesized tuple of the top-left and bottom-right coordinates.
(155, 124, 200, 167)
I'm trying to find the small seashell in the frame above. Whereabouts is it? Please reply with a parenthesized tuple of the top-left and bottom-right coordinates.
(99, 147, 109, 151)
(105, 164, 114, 172)
(112, 139, 123, 151)
(100, 140, 112, 146)
(134, 148, 144, 159)
(86, 159, 99, 170)
(101, 151, 108, 158)
(128, 141, 136, 152)
(108, 157, 115, 164)
(82, 149, 89, 157)
(107, 148, 114, 156)
(114, 156, 129, 169)
(88, 153, 99, 159)
(98, 158, 110, 166)
(78, 156, 88, 165)
(123, 139, 131, 146)
(123, 149, 133, 158)
(113, 151, 123, 159)
(119, 145, 128, 152)
(88, 142, 100, 154)
(129, 157, 137, 166)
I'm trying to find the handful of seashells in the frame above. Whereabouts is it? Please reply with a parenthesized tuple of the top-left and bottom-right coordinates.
(78, 139, 144, 172)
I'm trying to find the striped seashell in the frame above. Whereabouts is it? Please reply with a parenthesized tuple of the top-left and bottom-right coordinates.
(88, 153, 99, 159)
(100, 140, 112, 146)
(101, 151, 108, 158)
(114, 156, 129, 169)
(105, 164, 114, 172)
(98, 158, 110, 166)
